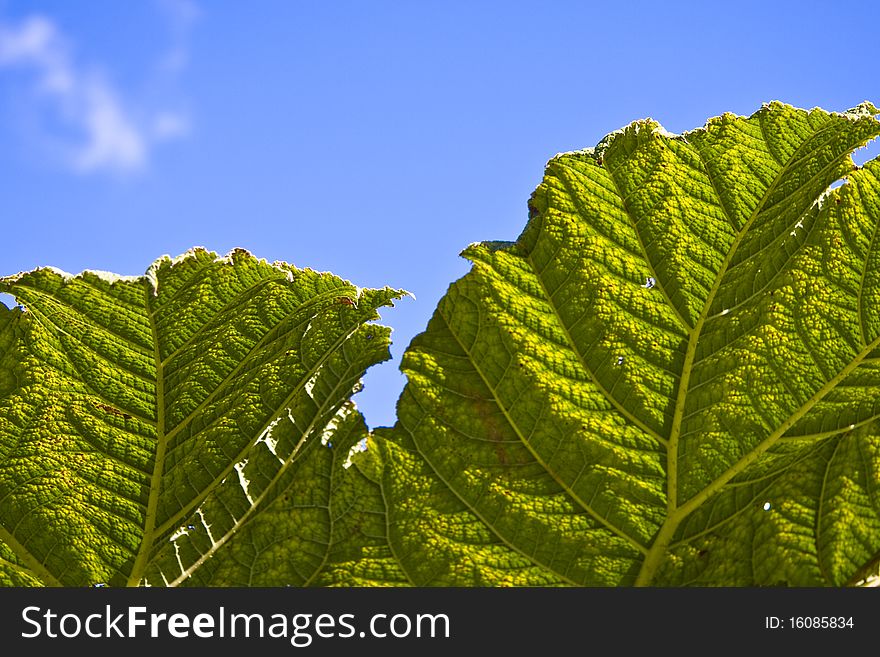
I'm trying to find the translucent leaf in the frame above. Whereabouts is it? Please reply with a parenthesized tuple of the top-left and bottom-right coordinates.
(0, 247, 405, 586)
(382, 102, 880, 585)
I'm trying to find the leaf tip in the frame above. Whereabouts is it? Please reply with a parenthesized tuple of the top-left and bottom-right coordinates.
(460, 240, 515, 261)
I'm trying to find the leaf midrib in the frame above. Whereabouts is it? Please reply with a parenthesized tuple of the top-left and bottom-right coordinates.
(664, 122, 856, 511)
(132, 281, 369, 584)
(630, 118, 870, 584)
(126, 285, 166, 586)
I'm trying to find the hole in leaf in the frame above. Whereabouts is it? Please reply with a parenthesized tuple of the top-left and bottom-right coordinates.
(852, 138, 880, 166)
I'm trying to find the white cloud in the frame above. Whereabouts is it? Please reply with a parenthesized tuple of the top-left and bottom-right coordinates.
(157, 0, 200, 74)
(152, 111, 190, 141)
(0, 16, 73, 93)
(72, 79, 146, 172)
(0, 8, 196, 175)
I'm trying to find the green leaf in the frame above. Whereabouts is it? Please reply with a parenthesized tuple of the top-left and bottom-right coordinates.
(0, 247, 405, 586)
(384, 102, 880, 585)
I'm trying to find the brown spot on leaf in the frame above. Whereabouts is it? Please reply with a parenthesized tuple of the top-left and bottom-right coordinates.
(94, 402, 128, 418)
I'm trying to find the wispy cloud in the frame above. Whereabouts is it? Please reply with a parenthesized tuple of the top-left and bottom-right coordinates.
(0, 16, 70, 91)
(152, 111, 191, 141)
(157, 0, 200, 74)
(0, 4, 198, 175)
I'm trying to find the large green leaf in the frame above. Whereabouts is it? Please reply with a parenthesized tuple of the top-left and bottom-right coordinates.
(0, 248, 405, 586)
(382, 102, 880, 585)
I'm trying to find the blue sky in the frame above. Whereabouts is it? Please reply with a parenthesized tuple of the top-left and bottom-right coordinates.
(1, 0, 878, 428)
